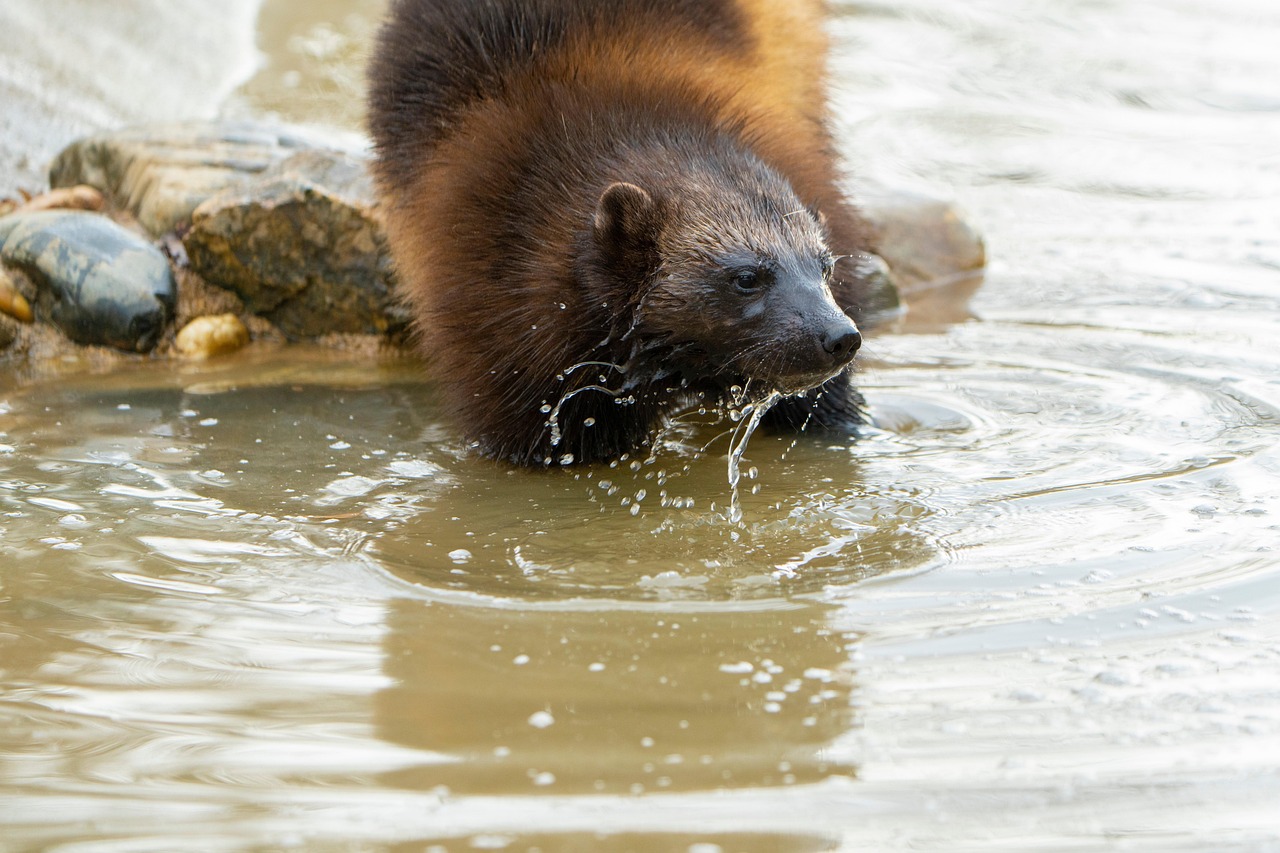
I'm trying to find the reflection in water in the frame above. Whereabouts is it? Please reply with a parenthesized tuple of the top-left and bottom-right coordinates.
(384, 833, 839, 853)
(377, 600, 856, 796)
(0, 347, 940, 601)
(369, 418, 940, 601)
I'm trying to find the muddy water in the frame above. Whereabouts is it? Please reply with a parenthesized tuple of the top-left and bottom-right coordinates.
(4, 0, 1280, 849)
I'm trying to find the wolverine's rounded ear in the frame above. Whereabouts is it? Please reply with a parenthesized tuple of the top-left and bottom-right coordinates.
(593, 182, 658, 249)
(808, 203, 830, 236)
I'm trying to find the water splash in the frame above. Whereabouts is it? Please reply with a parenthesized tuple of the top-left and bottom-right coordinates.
(547, 384, 621, 449)
(546, 360, 628, 450)
(559, 361, 627, 378)
(725, 390, 782, 523)
(779, 387, 825, 464)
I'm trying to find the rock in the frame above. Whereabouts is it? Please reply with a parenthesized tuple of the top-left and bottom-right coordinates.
(861, 187, 986, 294)
(175, 313, 250, 359)
(15, 185, 106, 214)
(0, 211, 175, 352)
(48, 122, 337, 236)
(182, 149, 398, 339)
(852, 252, 900, 323)
(0, 266, 33, 323)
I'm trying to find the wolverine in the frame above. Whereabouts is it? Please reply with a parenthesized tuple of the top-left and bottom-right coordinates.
(369, 0, 883, 465)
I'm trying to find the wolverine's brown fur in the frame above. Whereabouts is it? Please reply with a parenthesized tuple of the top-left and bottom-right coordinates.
(369, 0, 879, 465)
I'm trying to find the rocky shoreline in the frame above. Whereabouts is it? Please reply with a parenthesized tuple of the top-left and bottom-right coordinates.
(1, 120, 985, 369)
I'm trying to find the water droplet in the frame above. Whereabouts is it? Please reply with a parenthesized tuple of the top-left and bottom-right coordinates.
(583, 417, 597, 427)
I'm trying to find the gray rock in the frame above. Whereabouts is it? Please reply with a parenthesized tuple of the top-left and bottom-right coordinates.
(48, 122, 335, 236)
(182, 149, 399, 339)
(851, 251, 900, 324)
(0, 212, 175, 352)
(861, 187, 987, 293)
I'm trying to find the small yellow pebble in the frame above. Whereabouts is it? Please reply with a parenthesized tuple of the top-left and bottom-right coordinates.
(175, 313, 250, 359)
(0, 268, 33, 323)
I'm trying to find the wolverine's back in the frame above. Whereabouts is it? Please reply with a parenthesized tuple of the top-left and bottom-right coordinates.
(369, 0, 837, 208)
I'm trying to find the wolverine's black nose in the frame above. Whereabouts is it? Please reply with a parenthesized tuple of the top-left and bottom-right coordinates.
(820, 318, 862, 362)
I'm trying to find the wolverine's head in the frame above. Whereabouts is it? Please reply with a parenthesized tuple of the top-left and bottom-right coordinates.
(589, 152, 861, 396)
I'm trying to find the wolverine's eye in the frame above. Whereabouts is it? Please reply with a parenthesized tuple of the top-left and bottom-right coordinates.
(731, 267, 772, 294)
(733, 271, 760, 293)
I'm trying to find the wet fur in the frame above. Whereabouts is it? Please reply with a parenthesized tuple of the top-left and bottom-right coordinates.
(369, 0, 876, 464)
